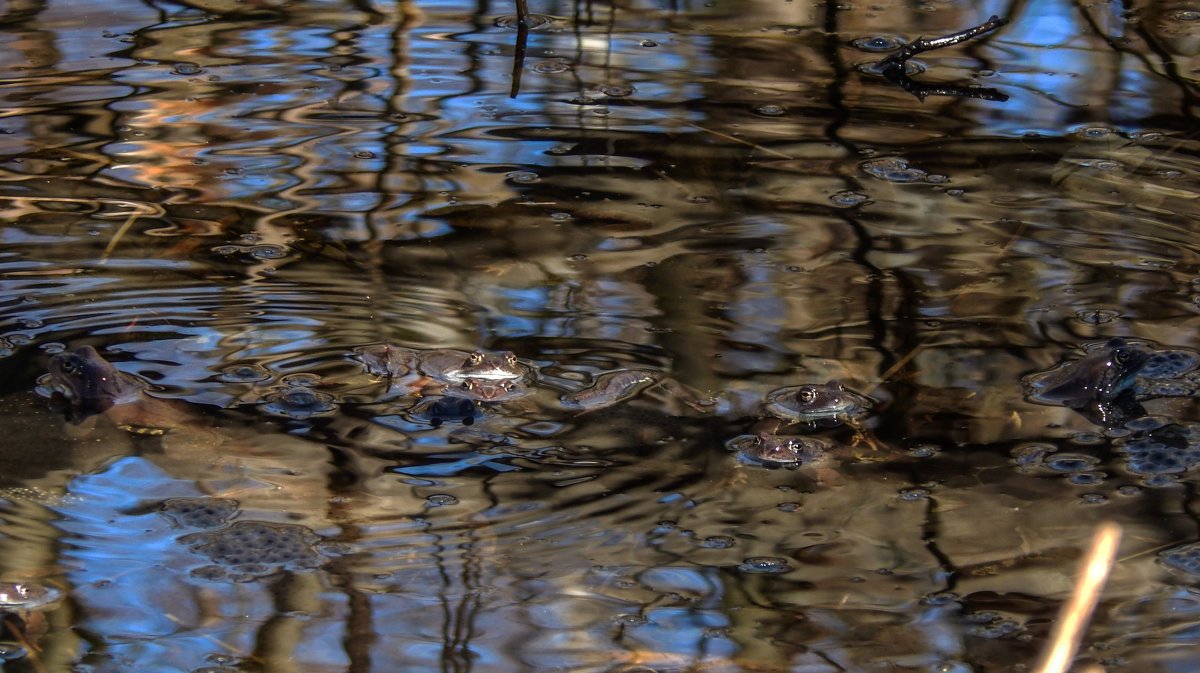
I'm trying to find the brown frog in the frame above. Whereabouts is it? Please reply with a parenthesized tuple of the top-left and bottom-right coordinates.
(764, 381, 874, 426)
(45, 346, 224, 449)
(48, 345, 145, 423)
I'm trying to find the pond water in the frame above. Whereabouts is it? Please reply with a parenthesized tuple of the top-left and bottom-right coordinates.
(1, 0, 1199, 671)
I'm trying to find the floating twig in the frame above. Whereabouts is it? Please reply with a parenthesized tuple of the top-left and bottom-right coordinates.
(878, 15, 1009, 102)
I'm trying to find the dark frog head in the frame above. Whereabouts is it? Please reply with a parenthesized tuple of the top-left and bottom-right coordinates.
(48, 346, 142, 422)
(1024, 338, 1151, 409)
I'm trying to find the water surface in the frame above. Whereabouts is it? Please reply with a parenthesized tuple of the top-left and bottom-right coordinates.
(2, 0, 1200, 671)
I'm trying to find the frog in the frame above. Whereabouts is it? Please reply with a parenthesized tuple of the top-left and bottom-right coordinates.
(1022, 337, 1152, 425)
(44, 346, 227, 451)
(728, 431, 829, 466)
(559, 369, 659, 411)
(47, 345, 145, 422)
(763, 380, 874, 426)
(421, 349, 529, 382)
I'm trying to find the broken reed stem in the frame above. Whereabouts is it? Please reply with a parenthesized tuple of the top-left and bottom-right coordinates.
(1034, 522, 1122, 673)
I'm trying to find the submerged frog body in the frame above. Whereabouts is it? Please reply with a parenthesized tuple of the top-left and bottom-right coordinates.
(560, 370, 659, 411)
(764, 381, 874, 426)
(48, 346, 147, 423)
(1024, 338, 1151, 409)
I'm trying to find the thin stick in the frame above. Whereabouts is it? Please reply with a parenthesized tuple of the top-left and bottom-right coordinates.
(1034, 522, 1121, 673)
(877, 15, 1009, 102)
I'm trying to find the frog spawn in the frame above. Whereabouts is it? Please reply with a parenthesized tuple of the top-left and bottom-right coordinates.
(181, 520, 334, 582)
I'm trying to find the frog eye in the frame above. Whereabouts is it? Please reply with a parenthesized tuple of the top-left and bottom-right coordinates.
(1113, 348, 1133, 365)
(60, 357, 84, 376)
(797, 388, 818, 404)
(468, 353, 484, 365)
(459, 381, 471, 390)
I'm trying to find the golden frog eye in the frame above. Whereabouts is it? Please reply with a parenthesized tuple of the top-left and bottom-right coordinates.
(468, 352, 484, 365)
(798, 388, 818, 404)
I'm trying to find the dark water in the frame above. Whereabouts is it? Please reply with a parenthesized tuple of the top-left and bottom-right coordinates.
(2, 0, 1200, 670)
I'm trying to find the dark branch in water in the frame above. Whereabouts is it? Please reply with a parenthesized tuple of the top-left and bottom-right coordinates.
(509, 0, 531, 98)
(878, 15, 1009, 102)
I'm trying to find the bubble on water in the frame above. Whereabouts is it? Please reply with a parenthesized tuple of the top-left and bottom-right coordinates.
(172, 62, 204, 76)
(531, 60, 571, 73)
(830, 191, 869, 207)
(1157, 169, 1184, 179)
(249, 244, 288, 260)
(908, 444, 940, 458)
(1074, 125, 1117, 139)
(1075, 308, 1119, 324)
(1170, 9, 1200, 21)
(161, 497, 240, 529)
(38, 341, 64, 355)
(212, 245, 241, 255)
(1068, 471, 1106, 486)
(924, 174, 949, 184)
(506, 171, 540, 184)
(0, 643, 27, 661)
(898, 488, 930, 501)
(737, 556, 792, 574)
(921, 591, 961, 607)
(753, 104, 786, 116)
(353, 150, 376, 159)
(598, 84, 634, 97)
(425, 494, 458, 507)
(862, 157, 927, 183)
(777, 502, 801, 512)
(1042, 453, 1100, 473)
(219, 363, 272, 383)
(701, 535, 736, 549)
(851, 35, 904, 52)
(1080, 492, 1107, 504)
(616, 614, 649, 626)
(280, 372, 322, 387)
(0, 581, 61, 610)
(493, 13, 555, 29)
(550, 212, 571, 222)
(261, 387, 337, 419)
(639, 39, 658, 47)
(1081, 159, 1122, 171)
(568, 254, 588, 262)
